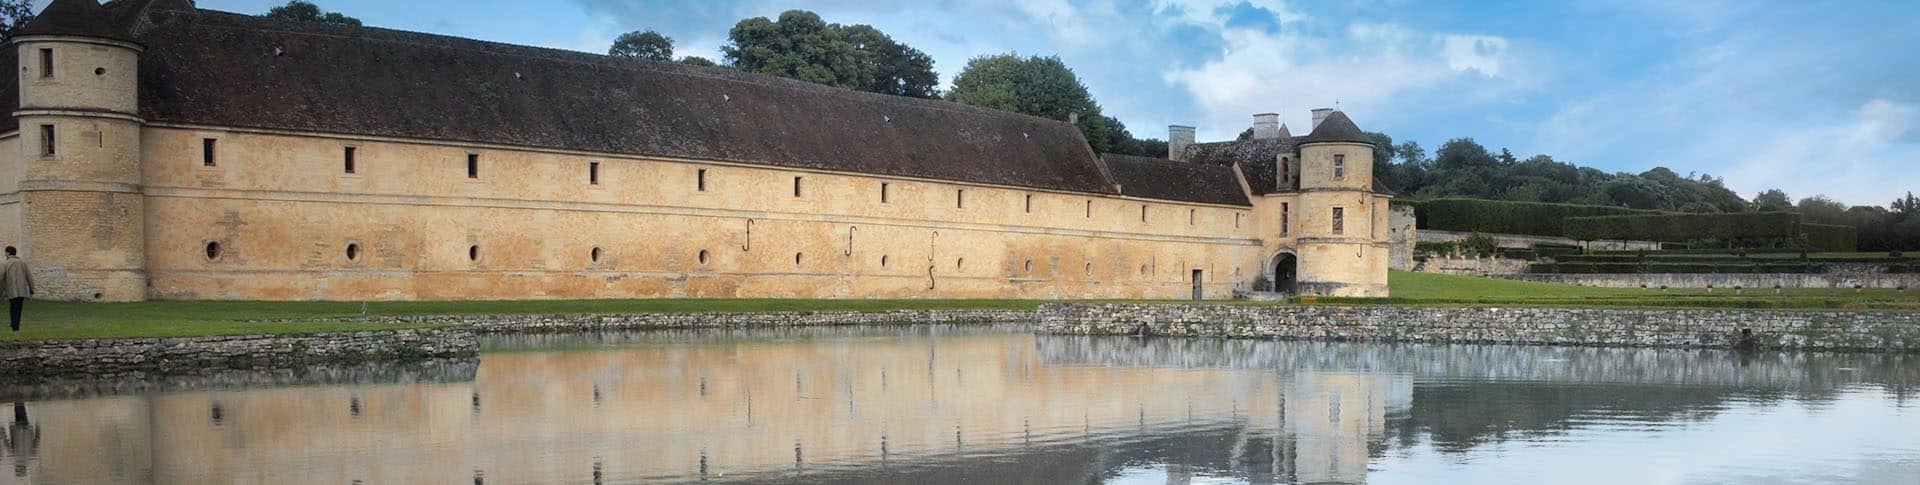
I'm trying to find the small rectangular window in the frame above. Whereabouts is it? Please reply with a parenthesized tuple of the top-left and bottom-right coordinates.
(343, 147, 357, 174)
(1332, 207, 1345, 235)
(793, 177, 803, 197)
(1235, 212, 1242, 228)
(956, 189, 965, 209)
(1281, 157, 1289, 183)
(589, 162, 600, 185)
(1189, 209, 1196, 225)
(202, 138, 217, 167)
(1140, 205, 1148, 222)
(697, 169, 708, 191)
(1024, 194, 1033, 213)
(38, 125, 54, 157)
(38, 49, 52, 78)
(466, 154, 479, 178)
(1086, 200, 1092, 218)
(1282, 203, 1290, 235)
(1334, 154, 1346, 180)
(880, 183, 889, 203)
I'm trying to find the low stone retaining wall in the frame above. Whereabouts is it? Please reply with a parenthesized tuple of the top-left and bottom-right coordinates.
(1041, 303, 1920, 352)
(0, 327, 479, 382)
(1502, 273, 1920, 289)
(343, 309, 1039, 333)
(3, 309, 1039, 380)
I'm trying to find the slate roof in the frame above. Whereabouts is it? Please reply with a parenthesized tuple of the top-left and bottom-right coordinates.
(19, 0, 135, 42)
(1183, 137, 1293, 194)
(1100, 154, 1251, 206)
(1296, 110, 1371, 145)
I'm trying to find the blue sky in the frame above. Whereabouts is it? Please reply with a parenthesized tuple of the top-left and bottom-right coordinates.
(160, 1, 1919, 206)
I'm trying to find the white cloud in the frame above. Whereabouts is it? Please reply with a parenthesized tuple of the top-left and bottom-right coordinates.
(1161, 21, 1521, 139)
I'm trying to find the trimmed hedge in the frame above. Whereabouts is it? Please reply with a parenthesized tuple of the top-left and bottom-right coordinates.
(1527, 262, 1828, 274)
(1803, 223, 1858, 252)
(1563, 212, 1800, 243)
(1414, 198, 1652, 237)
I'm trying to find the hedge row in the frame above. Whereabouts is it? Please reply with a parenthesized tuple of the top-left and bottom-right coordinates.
(1556, 254, 1915, 264)
(1413, 198, 1652, 237)
(1562, 212, 1801, 242)
(1527, 262, 1828, 274)
(1804, 223, 1859, 252)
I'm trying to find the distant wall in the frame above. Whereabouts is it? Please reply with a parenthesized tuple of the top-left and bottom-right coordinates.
(1413, 255, 1531, 276)
(1499, 273, 1920, 289)
(1041, 303, 1920, 352)
(1388, 205, 1417, 270)
(1419, 229, 1659, 251)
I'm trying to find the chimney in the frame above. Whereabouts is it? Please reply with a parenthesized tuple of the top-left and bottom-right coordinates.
(1252, 113, 1281, 139)
(1168, 125, 1196, 161)
(1310, 108, 1335, 131)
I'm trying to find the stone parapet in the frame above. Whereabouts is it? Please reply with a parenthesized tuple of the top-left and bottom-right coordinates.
(0, 327, 478, 382)
(333, 309, 1040, 333)
(1041, 303, 1920, 352)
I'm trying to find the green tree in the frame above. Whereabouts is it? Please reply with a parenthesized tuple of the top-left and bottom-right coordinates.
(609, 30, 673, 61)
(946, 53, 1109, 152)
(678, 56, 718, 67)
(1100, 116, 1167, 157)
(0, 0, 32, 43)
(264, 0, 362, 26)
(722, 10, 938, 98)
(1752, 189, 1794, 212)
(1796, 195, 1849, 225)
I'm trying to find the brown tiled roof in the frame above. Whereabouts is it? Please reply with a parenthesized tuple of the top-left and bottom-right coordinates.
(1183, 137, 1293, 194)
(19, 0, 135, 42)
(1297, 110, 1371, 144)
(1100, 154, 1251, 206)
(102, 5, 1119, 195)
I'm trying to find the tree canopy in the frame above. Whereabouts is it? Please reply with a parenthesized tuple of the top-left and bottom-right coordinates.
(0, 0, 31, 44)
(722, 10, 938, 98)
(946, 53, 1112, 152)
(609, 30, 673, 61)
(264, 1, 362, 26)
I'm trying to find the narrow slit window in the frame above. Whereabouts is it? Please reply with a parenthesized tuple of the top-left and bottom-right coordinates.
(1086, 200, 1092, 218)
(202, 138, 217, 166)
(589, 162, 600, 185)
(1140, 205, 1148, 222)
(1332, 207, 1345, 235)
(1024, 194, 1033, 213)
(38, 125, 54, 157)
(466, 154, 479, 178)
(697, 169, 708, 191)
(343, 147, 357, 174)
(38, 48, 52, 78)
(1235, 212, 1242, 228)
(956, 189, 965, 209)
(1333, 154, 1346, 180)
(793, 177, 803, 197)
(1189, 209, 1196, 225)
(880, 183, 889, 203)
(1281, 157, 1289, 183)
(1282, 203, 1290, 235)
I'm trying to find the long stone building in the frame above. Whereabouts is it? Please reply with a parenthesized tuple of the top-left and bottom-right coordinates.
(1, 0, 1393, 302)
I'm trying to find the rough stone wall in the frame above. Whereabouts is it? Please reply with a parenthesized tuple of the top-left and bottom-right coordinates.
(133, 127, 1261, 301)
(1041, 303, 1920, 352)
(1419, 229, 1659, 251)
(1500, 273, 1920, 289)
(1416, 254, 1532, 275)
(335, 309, 1038, 333)
(0, 326, 478, 380)
(1387, 204, 1416, 270)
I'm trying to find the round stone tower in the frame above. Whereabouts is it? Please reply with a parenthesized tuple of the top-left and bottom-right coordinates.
(12, 0, 147, 301)
(1291, 110, 1389, 297)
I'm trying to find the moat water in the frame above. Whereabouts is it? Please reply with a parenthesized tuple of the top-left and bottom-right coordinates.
(3, 325, 1919, 484)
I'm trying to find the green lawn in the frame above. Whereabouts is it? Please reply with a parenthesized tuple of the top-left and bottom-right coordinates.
(1359, 271, 1920, 310)
(0, 299, 1046, 342)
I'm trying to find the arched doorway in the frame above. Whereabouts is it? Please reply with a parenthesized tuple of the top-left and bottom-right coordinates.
(1272, 253, 1298, 293)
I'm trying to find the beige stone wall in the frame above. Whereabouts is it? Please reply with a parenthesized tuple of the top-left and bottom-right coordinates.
(138, 126, 1261, 300)
(14, 38, 141, 115)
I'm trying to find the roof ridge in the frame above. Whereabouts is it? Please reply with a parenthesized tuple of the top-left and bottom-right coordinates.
(172, 8, 1074, 127)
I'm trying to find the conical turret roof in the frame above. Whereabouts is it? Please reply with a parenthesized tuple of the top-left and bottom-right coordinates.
(1297, 111, 1370, 145)
(18, 0, 135, 43)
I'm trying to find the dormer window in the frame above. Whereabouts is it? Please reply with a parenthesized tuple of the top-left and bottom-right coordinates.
(1333, 154, 1346, 180)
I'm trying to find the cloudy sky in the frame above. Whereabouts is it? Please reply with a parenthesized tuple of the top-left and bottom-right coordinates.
(179, 0, 1919, 206)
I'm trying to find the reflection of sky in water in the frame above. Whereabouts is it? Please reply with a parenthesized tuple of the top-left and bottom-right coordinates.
(1, 325, 1917, 484)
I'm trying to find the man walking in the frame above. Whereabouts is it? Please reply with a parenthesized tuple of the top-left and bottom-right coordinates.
(2, 247, 32, 331)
